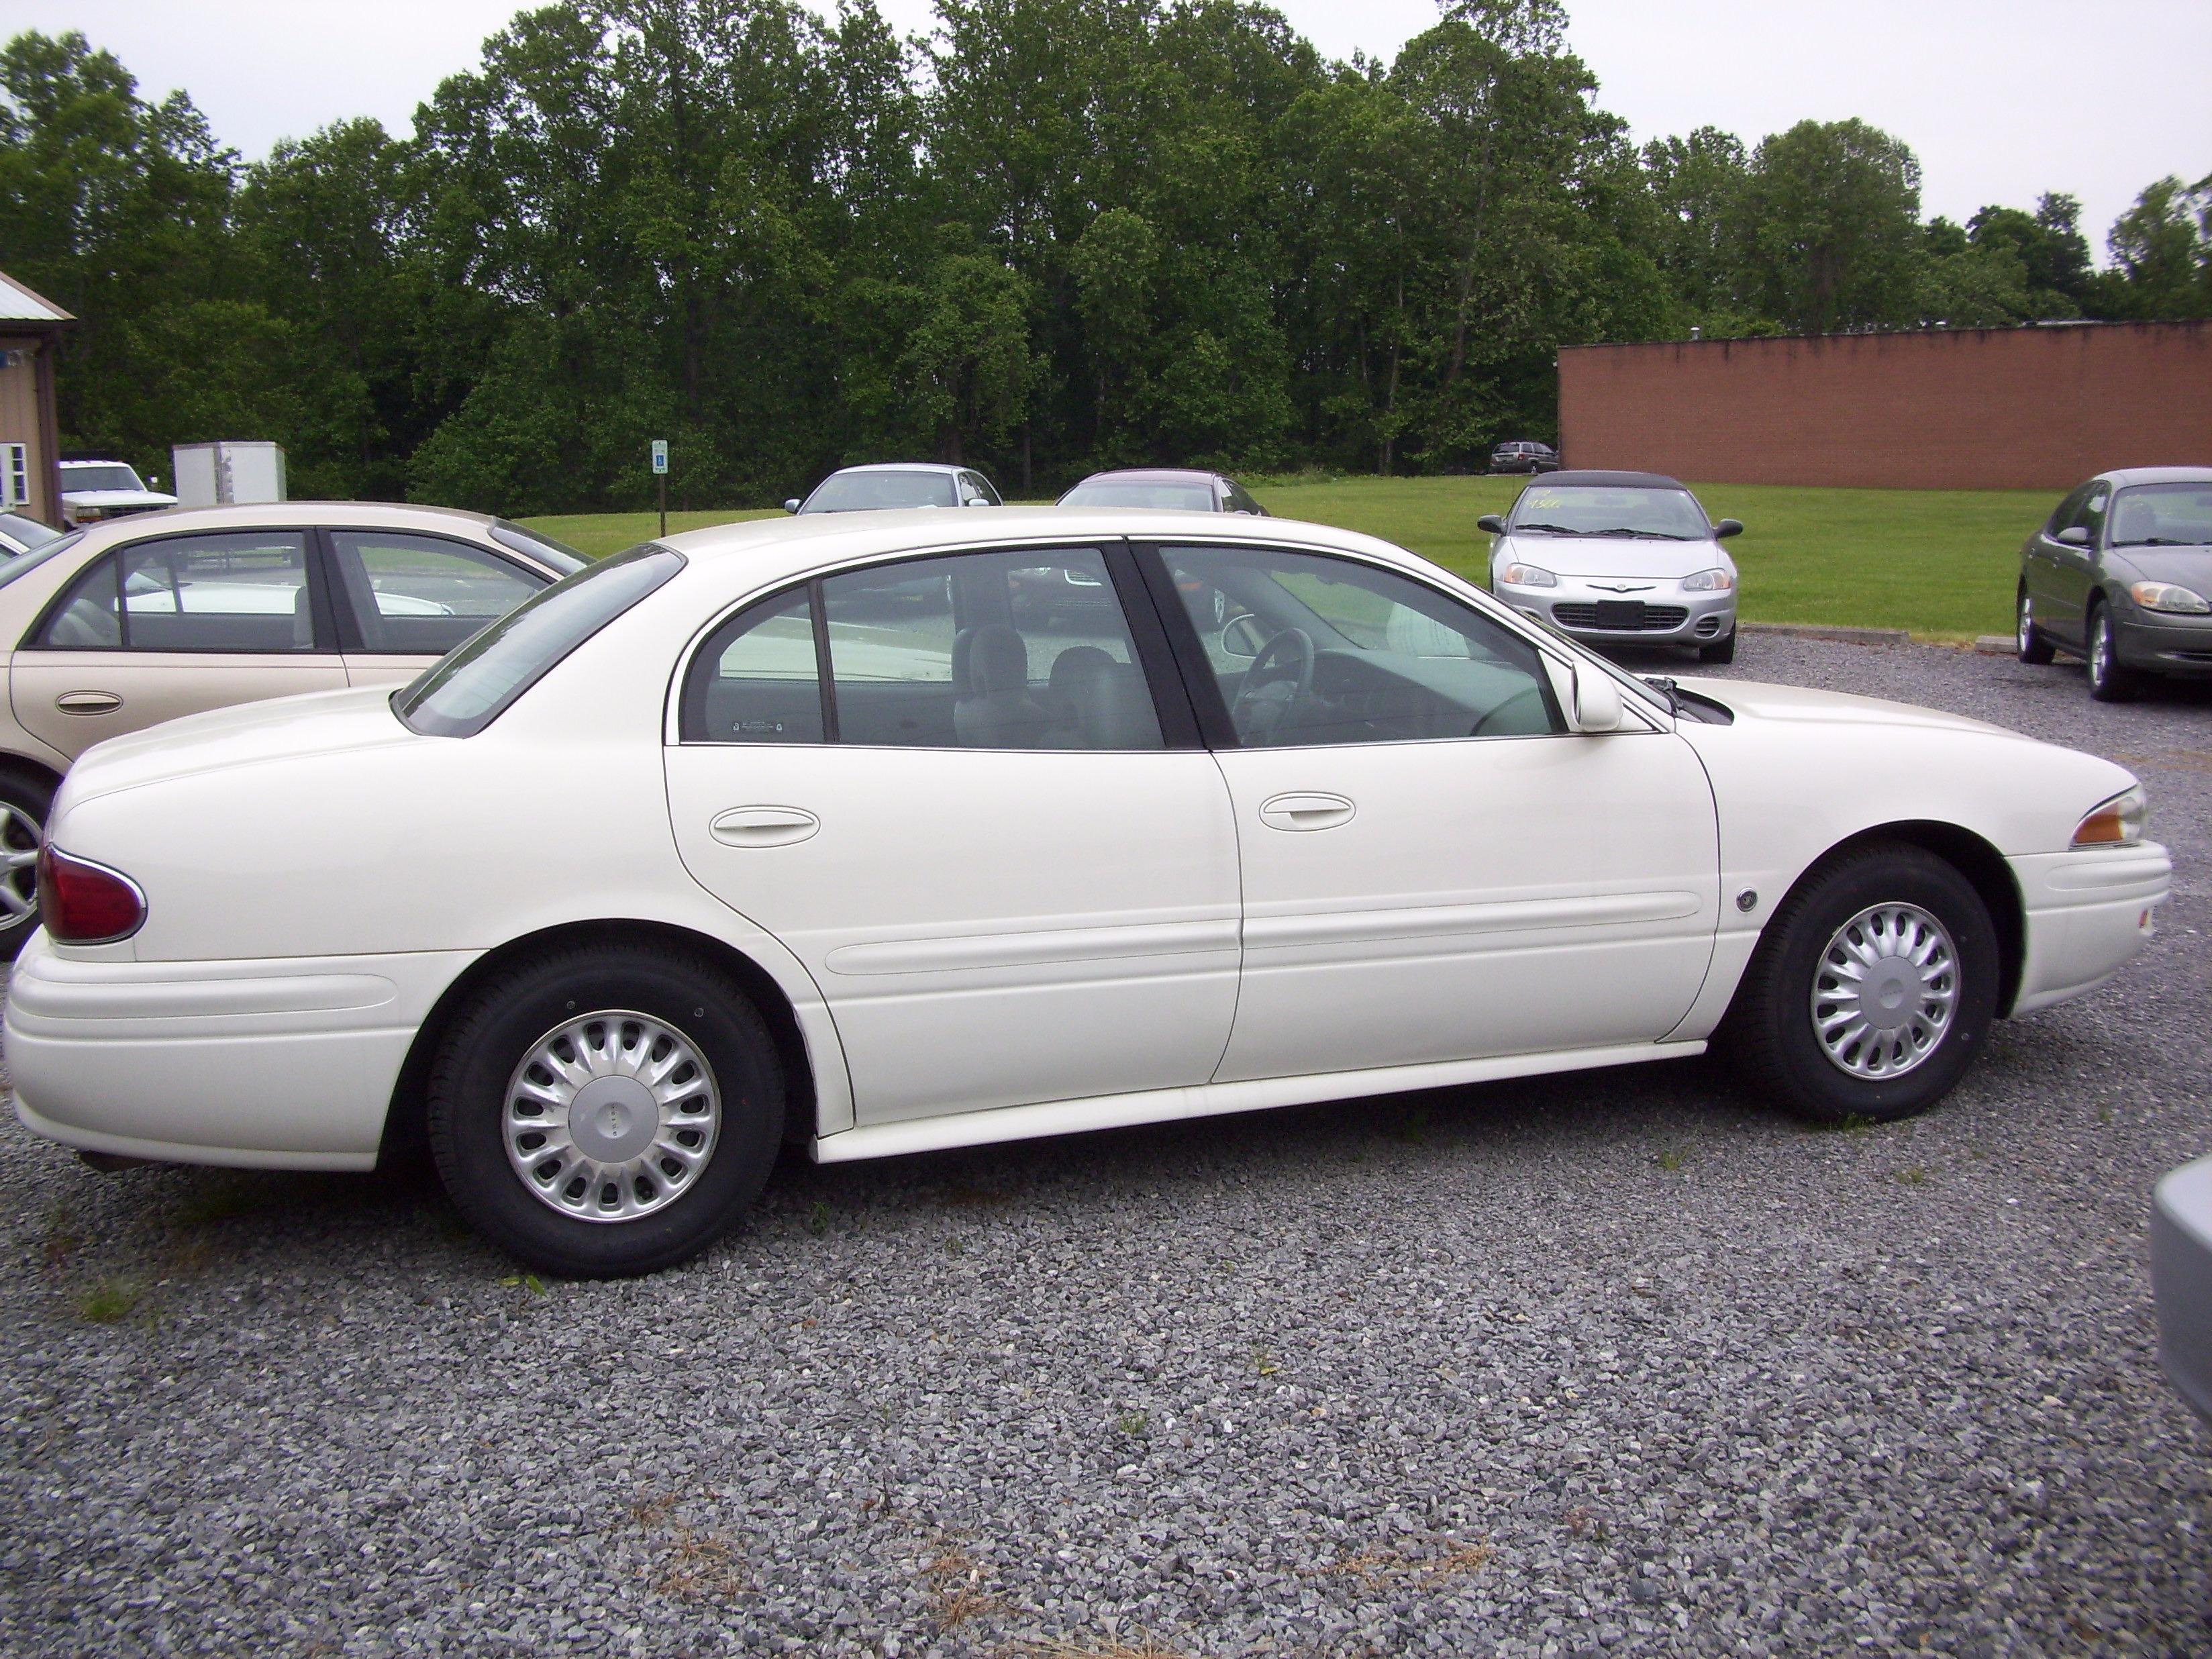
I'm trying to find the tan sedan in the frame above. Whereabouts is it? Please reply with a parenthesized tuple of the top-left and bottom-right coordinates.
(0, 501, 585, 953)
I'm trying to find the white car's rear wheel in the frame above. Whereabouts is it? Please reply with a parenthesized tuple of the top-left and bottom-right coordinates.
(1725, 843, 1999, 1125)
(428, 943, 785, 1276)
(0, 770, 52, 961)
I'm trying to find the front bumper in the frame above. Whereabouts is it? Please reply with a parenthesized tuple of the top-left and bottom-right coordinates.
(2153, 1153, 2212, 1423)
(1499, 577, 1736, 648)
(2007, 843, 2170, 1015)
(6, 931, 475, 1169)
(2113, 605, 2212, 678)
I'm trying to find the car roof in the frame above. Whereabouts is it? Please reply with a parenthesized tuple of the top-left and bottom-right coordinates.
(821, 462, 971, 477)
(1071, 468, 1225, 485)
(60, 501, 501, 544)
(2096, 466, 2212, 488)
(1529, 470, 1688, 490)
(658, 507, 1409, 591)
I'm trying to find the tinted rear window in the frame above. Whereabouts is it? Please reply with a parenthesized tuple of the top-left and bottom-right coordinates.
(393, 544, 683, 738)
(491, 520, 590, 574)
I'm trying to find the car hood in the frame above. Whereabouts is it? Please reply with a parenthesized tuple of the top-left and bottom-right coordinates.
(2105, 546, 2212, 588)
(60, 489, 179, 508)
(58, 685, 417, 809)
(1672, 674, 2028, 740)
(1499, 534, 1725, 581)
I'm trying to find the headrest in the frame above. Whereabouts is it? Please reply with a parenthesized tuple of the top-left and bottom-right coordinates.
(967, 623, 1030, 694)
(1049, 644, 1115, 691)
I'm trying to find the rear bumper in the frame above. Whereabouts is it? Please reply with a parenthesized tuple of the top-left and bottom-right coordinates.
(2007, 844, 2170, 1015)
(2152, 1154, 2212, 1423)
(6, 932, 474, 1169)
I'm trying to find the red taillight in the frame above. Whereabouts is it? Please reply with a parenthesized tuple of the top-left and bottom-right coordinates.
(37, 844, 146, 944)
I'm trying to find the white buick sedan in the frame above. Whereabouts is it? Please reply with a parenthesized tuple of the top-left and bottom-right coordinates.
(8, 511, 2170, 1276)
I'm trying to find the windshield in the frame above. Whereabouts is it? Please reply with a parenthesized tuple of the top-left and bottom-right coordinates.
(1508, 484, 1711, 540)
(0, 528, 83, 588)
(61, 464, 146, 494)
(2109, 483, 2212, 548)
(393, 544, 683, 738)
(491, 519, 589, 574)
(801, 470, 958, 513)
(1061, 479, 1217, 511)
(0, 513, 62, 552)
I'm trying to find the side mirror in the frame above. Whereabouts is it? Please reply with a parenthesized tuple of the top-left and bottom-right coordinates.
(783, 498, 802, 514)
(1714, 519, 1744, 540)
(1477, 513, 1507, 535)
(2056, 525, 2091, 546)
(1221, 613, 1268, 657)
(1570, 666, 1625, 733)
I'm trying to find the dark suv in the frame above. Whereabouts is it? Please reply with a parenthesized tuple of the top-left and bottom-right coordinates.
(1489, 441, 1560, 475)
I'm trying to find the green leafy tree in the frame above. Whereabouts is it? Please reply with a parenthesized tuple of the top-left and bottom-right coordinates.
(1733, 118, 1925, 334)
(2098, 173, 2212, 319)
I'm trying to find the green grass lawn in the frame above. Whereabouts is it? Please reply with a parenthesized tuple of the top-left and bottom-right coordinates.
(523, 476, 2054, 640)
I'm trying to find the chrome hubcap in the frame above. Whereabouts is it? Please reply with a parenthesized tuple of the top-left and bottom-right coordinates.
(2017, 594, 2032, 651)
(1811, 903, 1959, 1079)
(503, 1010, 719, 1223)
(2091, 617, 2110, 684)
(0, 801, 42, 927)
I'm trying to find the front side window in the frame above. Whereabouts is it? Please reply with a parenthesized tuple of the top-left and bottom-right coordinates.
(36, 532, 313, 652)
(1162, 544, 1563, 747)
(2109, 483, 2212, 548)
(2075, 484, 2111, 545)
(1509, 484, 1711, 540)
(396, 544, 682, 738)
(329, 530, 544, 655)
(678, 547, 1165, 751)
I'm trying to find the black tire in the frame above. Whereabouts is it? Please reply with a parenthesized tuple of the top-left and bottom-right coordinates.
(1723, 842, 1999, 1125)
(0, 768, 55, 961)
(2015, 585, 2056, 665)
(2086, 601, 2141, 703)
(427, 942, 785, 1277)
(1697, 629, 1737, 665)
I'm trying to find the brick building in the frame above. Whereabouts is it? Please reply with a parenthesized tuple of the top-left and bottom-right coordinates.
(0, 270, 72, 525)
(1557, 321, 2212, 491)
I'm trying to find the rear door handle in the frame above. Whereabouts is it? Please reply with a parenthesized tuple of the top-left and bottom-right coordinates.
(54, 689, 122, 716)
(1258, 791, 1355, 832)
(709, 806, 819, 848)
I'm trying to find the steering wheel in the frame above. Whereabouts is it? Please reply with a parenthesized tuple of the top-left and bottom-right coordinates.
(1230, 626, 1315, 744)
(1471, 685, 1548, 737)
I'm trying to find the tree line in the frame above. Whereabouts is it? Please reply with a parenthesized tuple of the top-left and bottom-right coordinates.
(1, 0, 2207, 515)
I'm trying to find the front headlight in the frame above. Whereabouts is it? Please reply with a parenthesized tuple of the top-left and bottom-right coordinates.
(1680, 568, 1735, 592)
(2127, 581, 2211, 614)
(1500, 562, 1558, 588)
(2073, 784, 2147, 847)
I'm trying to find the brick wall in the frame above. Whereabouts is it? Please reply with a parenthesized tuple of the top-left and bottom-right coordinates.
(1557, 321, 2212, 491)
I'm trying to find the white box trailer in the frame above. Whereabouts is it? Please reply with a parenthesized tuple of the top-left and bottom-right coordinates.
(171, 441, 287, 507)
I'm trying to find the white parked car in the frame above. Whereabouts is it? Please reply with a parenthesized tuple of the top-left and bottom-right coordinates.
(9, 509, 2168, 1276)
(58, 459, 178, 524)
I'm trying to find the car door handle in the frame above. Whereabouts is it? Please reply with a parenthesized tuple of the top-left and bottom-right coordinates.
(1258, 792, 1355, 832)
(54, 689, 122, 716)
(709, 807, 819, 848)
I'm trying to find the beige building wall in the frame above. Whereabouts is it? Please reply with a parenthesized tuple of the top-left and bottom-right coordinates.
(0, 334, 62, 523)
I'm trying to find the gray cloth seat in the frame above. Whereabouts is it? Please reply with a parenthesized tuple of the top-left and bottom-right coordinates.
(953, 624, 1055, 748)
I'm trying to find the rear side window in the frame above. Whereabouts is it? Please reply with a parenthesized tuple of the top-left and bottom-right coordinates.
(395, 545, 682, 738)
(329, 530, 544, 656)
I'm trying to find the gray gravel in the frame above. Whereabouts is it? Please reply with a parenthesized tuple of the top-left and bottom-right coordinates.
(2, 634, 2209, 1658)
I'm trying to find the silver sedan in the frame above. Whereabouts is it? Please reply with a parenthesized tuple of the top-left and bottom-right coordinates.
(1485, 470, 1742, 664)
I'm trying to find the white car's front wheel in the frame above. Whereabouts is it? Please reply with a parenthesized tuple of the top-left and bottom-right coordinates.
(1726, 843, 1999, 1125)
(428, 943, 785, 1276)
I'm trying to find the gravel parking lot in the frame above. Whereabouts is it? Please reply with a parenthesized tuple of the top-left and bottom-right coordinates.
(1, 634, 2207, 1658)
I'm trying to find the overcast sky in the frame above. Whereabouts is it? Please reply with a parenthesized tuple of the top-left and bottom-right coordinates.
(8, 0, 2208, 258)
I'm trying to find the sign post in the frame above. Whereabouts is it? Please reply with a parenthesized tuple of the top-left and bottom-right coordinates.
(651, 439, 670, 538)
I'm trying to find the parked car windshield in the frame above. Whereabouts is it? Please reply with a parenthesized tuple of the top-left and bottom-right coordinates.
(0, 512, 62, 552)
(393, 544, 683, 738)
(489, 519, 590, 574)
(1061, 479, 1216, 510)
(2109, 483, 2212, 548)
(0, 529, 83, 587)
(1508, 484, 1710, 540)
(802, 470, 958, 512)
(61, 464, 146, 493)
